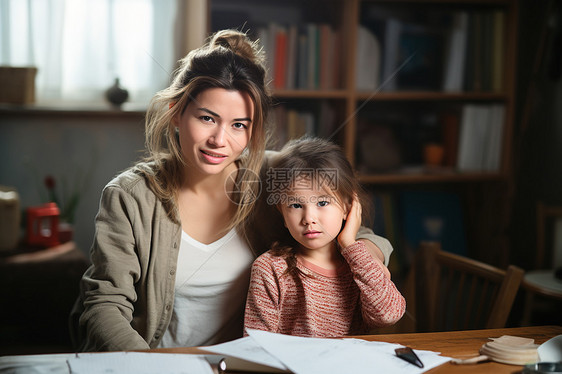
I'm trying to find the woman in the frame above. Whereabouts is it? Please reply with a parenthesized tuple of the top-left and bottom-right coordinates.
(70, 29, 393, 352)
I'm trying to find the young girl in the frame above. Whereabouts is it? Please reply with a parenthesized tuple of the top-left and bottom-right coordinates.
(244, 137, 406, 337)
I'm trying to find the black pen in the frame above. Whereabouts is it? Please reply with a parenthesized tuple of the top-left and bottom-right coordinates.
(395, 347, 424, 368)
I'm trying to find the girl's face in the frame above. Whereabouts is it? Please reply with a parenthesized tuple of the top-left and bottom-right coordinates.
(173, 87, 254, 177)
(279, 182, 348, 253)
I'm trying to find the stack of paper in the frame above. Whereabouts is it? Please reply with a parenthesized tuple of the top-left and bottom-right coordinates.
(204, 329, 451, 373)
(479, 335, 540, 365)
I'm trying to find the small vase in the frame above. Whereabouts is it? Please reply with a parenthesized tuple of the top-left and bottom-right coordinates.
(105, 78, 129, 106)
(423, 143, 445, 166)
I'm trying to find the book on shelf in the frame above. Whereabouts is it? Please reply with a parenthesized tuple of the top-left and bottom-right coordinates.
(357, 109, 449, 173)
(462, 13, 475, 91)
(442, 11, 469, 92)
(297, 33, 308, 89)
(380, 17, 401, 91)
(441, 113, 460, 168)
(481, 12, 494, 92)
(485, 104, 505, 171)
(316, 100, 337, 139)
(269, 105, 288, 150)
(354, 104, 504, 174)
(319, 24, 334, 90)
(456, 104, 486, 171)
(257, 27, 273, 84)
(287, 109, 315, 140)
(273, 26, 287, 89)
(355, 104, 503, 174)
(271, 106, 319, 144)
(360, 8, 505, 93)
(287, 109, 303, 140)
(463, 10, 505, 92)
(285, 25, 298, 90)
(456, 104, 505, 172)
(258, 22, 294, 89)
(355, 26, 381, 91)
(492, 10, 505, 92)
(306, 23, 319, 90)
(270, 101, 339, 144)
(331, 30, 342, 89)
(257, 22, 339, 90)
(395, 22, 445, 91)
(376, 16, 446, 91)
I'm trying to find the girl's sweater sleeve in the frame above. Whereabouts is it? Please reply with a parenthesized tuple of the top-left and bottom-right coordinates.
(244, 254, 282, 334)
(340, 241, 406, 328)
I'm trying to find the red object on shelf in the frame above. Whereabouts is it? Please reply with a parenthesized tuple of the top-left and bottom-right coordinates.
(26, 202, 60, 247)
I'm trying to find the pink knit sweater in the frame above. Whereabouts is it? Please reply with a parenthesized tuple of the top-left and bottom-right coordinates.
(244, 241, 406, 337)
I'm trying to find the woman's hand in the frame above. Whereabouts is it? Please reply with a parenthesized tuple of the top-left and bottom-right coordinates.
(338, 195, 362, 249)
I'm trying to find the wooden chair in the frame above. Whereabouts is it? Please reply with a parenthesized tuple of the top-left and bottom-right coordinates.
(413, 242, 524, 332)
(535, 202, 562, 270)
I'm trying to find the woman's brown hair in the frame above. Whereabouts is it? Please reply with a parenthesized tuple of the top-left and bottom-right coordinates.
(139, 29, 272, 229)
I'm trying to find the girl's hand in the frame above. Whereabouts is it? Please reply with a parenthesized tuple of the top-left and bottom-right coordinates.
(338, 195, 362, 249)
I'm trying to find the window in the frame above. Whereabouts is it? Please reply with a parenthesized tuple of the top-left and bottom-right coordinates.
(0, 0, 179, 105)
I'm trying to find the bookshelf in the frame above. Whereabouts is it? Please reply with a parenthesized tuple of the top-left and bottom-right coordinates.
(208, 0, 518, 268)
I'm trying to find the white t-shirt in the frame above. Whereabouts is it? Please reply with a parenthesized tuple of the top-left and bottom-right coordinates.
(157, 228, 254, 347)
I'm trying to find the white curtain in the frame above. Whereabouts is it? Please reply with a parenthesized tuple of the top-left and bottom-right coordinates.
(0, 0, 178, 104)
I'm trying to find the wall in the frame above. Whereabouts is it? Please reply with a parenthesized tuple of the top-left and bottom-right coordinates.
(0, 109, 146, 257)
(510, 0, 562, 268)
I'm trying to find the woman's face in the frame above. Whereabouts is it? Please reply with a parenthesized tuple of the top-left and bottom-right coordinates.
(174, 88, 254, 177)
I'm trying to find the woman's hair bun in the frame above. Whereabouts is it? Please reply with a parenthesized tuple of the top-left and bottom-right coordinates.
(209, 29, 265, 66)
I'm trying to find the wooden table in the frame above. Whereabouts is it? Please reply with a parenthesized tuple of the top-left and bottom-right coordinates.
(153, 325, 562, 374)
(355, 325, 562, 373)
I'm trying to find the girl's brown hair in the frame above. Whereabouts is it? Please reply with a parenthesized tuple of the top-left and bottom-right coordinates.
(139, 29, 272, 229)
(267, 136, 371, 276)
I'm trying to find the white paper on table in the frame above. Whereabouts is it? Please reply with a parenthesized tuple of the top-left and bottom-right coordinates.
(0, 353, 75, 374)
(247, 329, 451, 374)
(344, 339, 452, 372)
(203, 335, 288, 370)
(67, 352, 213, 374)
